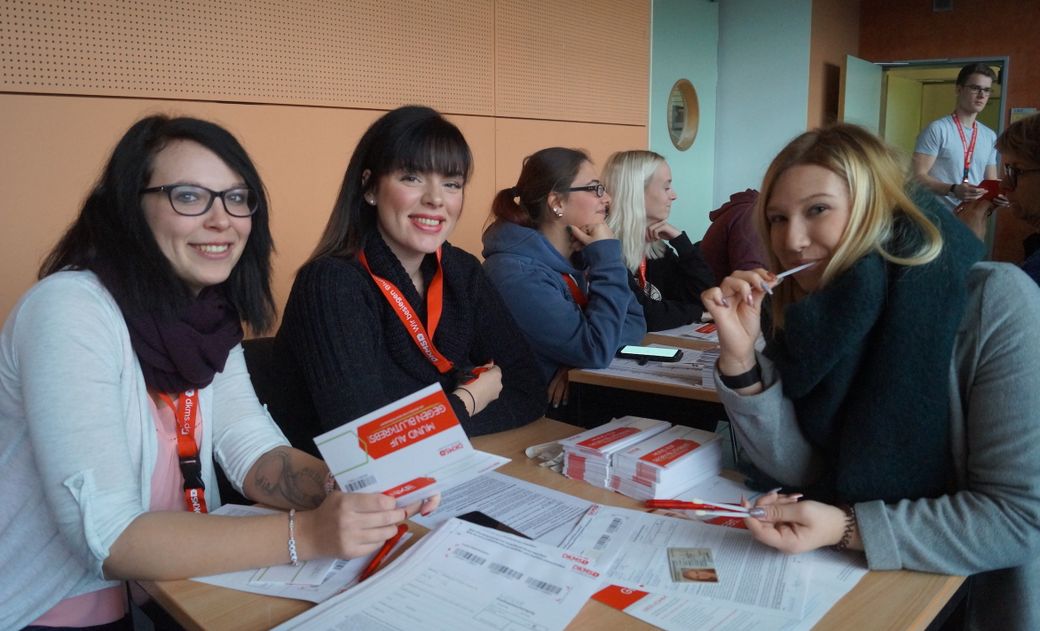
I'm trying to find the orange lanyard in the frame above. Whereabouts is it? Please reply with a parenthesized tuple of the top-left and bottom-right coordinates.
(562, 274, 588, 310)
(951, 112, 978, 182)
(636, 258, 648, 291)
(155, 389, 207, 514)
(358, 249, 454, 374)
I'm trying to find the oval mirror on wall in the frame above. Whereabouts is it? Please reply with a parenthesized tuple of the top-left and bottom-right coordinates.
(667, 79, 699, 151)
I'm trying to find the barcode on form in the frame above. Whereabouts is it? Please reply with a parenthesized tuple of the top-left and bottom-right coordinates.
(452, 548, 487, 565)
(525, 576, 563, 595)
(489, 563, 523, 580)
(342, 474, 376, 492)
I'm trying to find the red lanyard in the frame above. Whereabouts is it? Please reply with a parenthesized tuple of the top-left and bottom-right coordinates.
(562, 274, 588, 310)
(636, 258, 648, 291)
(951, 113, 978, 182)
(156, 390, 207, 514)
(358, 249, 454, 374)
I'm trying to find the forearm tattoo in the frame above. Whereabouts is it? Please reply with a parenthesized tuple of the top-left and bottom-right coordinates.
(251, 447, 327, 509)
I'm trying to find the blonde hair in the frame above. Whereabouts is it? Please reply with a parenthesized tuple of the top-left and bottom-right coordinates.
(603, 150, 668, 272)
(757, 125, 943, 328)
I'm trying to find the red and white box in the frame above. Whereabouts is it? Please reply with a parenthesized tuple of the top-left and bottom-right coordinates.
(314, 384, 508, 507)
(610, 426, 722, 500)
(560, 417, 670, 488)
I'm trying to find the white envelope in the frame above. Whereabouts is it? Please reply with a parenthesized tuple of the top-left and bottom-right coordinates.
(314, 384, 508, 507)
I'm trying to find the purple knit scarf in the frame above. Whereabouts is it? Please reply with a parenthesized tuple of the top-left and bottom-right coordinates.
(123, 286, 243, 393)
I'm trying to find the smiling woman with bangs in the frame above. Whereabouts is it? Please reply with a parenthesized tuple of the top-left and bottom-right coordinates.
(273, 106, 543, 449)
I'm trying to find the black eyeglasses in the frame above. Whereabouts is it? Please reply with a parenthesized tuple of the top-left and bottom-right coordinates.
(141, 184, 258, 217)
(562, 183, 606, 198)
(964, 84, 992, 96)
(1003, 163, 1040, 191)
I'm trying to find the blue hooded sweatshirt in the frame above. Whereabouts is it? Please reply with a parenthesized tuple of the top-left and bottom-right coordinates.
(481, 220, 646, 384)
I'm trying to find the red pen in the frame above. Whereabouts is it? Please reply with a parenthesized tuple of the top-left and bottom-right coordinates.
(462, 361, 494, 385)
(358, 523, 408, 583)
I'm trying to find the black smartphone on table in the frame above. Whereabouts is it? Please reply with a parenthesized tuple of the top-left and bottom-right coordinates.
(617, 345, 683, 363)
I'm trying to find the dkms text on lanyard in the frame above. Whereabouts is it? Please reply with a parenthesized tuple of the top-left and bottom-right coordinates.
(156, 389, 207, 514)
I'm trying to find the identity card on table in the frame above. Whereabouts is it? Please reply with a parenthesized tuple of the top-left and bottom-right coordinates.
(273, 517, 608, 631)
(314, 384, 508, 507)
(560, 504, 810, 618)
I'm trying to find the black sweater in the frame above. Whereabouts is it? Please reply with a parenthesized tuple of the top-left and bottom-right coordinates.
(272, 234, 544, 455)
(631, 232, 716, 331)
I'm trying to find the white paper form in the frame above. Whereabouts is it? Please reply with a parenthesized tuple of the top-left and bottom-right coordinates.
(588, 345, 720, 390)
(191, 505, 411, 602)
(561, 505, 809, 618)
(273, 518, 609, 631)
(409, 471, 594, 545)
(314, 383, 509, 507)
(593, 548, 866, 631)
(653, 322, 720, 343)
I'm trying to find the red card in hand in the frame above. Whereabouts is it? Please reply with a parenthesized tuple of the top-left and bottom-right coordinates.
(978, 179, 1001, 201)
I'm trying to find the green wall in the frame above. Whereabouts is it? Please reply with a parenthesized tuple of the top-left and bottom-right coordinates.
(649, 0, 719, 242)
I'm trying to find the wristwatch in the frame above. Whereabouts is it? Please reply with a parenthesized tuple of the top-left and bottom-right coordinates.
(948, 182, 957, 195)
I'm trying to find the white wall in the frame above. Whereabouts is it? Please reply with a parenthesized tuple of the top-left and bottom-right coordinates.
(714, 0, 812, 206)
(649, 0, 719, 241)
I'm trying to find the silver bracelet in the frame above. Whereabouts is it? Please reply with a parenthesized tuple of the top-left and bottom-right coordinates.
(287, 508, 300, 566)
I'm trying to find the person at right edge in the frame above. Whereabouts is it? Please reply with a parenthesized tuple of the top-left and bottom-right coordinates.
(703, 124, 1040, 630)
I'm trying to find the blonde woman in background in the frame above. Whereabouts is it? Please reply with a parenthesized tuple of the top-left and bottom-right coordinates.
(603, 150, 714, 331)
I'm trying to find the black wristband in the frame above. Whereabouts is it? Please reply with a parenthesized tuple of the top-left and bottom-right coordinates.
(718, 362, 762, 389)
(948, 182, 957, 194)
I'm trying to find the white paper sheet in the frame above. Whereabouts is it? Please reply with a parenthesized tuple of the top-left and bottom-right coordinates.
(409, 471, 594, 545)
(191, 505, 411, 602)
(588, 345, 719, 390)
(653, 322, 720, 343)
(314, 383, 509, 506)
(560, 504, 809, 618)
(593, 547, 866, 631)
(272, 518, 609, 631)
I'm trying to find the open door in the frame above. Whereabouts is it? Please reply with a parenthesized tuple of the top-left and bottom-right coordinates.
(839, 55, 883, 133)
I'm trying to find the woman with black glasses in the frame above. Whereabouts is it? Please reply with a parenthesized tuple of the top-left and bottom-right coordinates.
(1, 116, 422, 630)
(482, 147, 646, 416)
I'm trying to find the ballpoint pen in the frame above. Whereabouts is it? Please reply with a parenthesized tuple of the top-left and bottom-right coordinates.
(358, 523, 408, 583)
(646, 499, 765, 518)
(760, 261, 817, 295)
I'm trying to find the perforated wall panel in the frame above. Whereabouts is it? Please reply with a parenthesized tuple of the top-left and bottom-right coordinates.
(0, 0, 495, 114)
(495, 0, 649, 125)
(1, 0, 647, 125)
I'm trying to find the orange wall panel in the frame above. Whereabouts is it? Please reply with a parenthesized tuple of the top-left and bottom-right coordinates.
(0, 0, 649, 321)
(808, 0, 861, 129)
(494, 118, 648, 190)
(0, 95, 644, 322)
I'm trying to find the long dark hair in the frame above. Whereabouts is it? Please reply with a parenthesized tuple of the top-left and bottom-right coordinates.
(39, 115, 275, 332)
(308, 105, 472, 262)
(491, 147, 590, 228)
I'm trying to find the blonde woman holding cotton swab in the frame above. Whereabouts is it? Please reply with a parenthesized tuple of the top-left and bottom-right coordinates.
(702, 124, 1040, 630)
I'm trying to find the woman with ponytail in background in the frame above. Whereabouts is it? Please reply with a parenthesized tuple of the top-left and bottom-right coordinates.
(482, 147, 645, 417)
